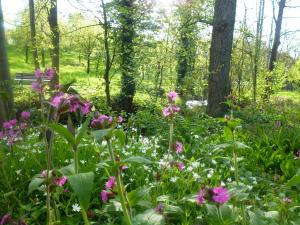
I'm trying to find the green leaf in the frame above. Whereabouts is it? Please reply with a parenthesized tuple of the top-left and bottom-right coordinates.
(287, 173, 300, 187)
(223, 126, 233, 140)
(104, 199, 122, 212)
(132, 209, 165, 225)
(114, 129, 126, 147)
(91, 128, 113, 142)
(249, 211, 268, 225)
(48, 123, 75, 146)
(75, 116, 92, 145)
(68, 172, 94, 210)
(122, 156, 152, 165)
(28, 177, 44, 195)
(58, 163, 75, 176)
(128, 187, 151, 207)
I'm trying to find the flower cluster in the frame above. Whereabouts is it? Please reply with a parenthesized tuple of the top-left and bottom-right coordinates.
(50, 93, 90, 115)
(162, 91, 180, 118)
(196, 186, 230, 206)
(101, 176, 116, 203)
(55, 176, 67, 187)
(31, 68, 56, 94)
(91, 114, 122, 130)
(0, 111, 30, 146)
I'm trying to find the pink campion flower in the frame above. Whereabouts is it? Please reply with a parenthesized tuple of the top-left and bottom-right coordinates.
(0, 131, 4, 140)
(177, 162, 185, 171)
(21, 111, 30, 120)
(3, 119, 17, 129)
(167, 91, 178, 103)
(50, 93, 65, 108)
(55, 176, 67, 187)
(175, 141, 183, 153)
(101, 190, 108, 203)
(162, 105, 180, 118)
(82, 102, 90, 115)
(31, 82, 43, 93)
(196, 189, 205, 206)
(35, 69, 43, 78)
(19, 122, 27, 130)
(105, 176, 116, 189)
(40, 170, 47, 178)
(91, 114, 114, 129)
(211, 187, 230, 204)
(121, 165, 128, 170)
(118, 116, 123, 124)
(46, 68, 55, 80)
(0, 213, 11, 225)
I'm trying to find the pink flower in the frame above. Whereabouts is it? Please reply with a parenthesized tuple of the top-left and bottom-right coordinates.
(167, 91, 178, 102)
(154, 203, 165, 214)
(118, 116, 123, 124)
(46, 68, 55, 80)
(20, 122, 27, 130)
(50, 93, 65, 108)
(175, 141, 183, 153)
(82, 102, 90, 115)
(91, 114, 114, 129)
(35, 69, 43, 78)
(0, 131, 4, 140)
(3, 119, 17, 129)
(101, 190, 108, 203)
(162, 105, 180, 118)
(21, 111, 30, 120)
(31, 82, 43, 93)
(196, 189, 205, 206)
(40, 170, 47, 178)
(0, 213, 11, 225)
(105, 176, 116, 189)
(121, 165, 128, 170)
(211, 187, 230, 204)
(177, 162, 185, 171)
(55, 176, 67, 187)
(283, 197, 292, 203)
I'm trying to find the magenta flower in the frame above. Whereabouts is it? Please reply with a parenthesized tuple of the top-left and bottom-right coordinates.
(196, 189, 205, 206)
(21, 111, 30, 120)
(101, 190, 108, 203)
(105, 176, 116, 189)
(0, 213, 11, 225)
(19, 122, 27, 130)
(50, 93, 65, 108)
(46, 68, 55, 80)
(175, 141, 183, 153)
(177, 162, 185, 171)
(31, 82, 43, 93)
(91, 114, 114, 129)
(82, 102, 90, 115)
(0, 131, 4, 140)
(162, 105, 180, 118)
(154, 203, 165, 214)
(3, 119, 17, 129)
(35, 69, 43, 78)
(167, 91, 178, 103)
(211, 187, 230, 204)
(121, 165, 129, 170)
(118, 116, 123, 124)
(55, 176, 67, 187)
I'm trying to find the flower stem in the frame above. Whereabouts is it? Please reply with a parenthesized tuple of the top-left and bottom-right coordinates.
(74, 146, 79, 174)
(167, 119, 174, 159)
(81, 205, 90, 225)
(107, 139, 132, 225)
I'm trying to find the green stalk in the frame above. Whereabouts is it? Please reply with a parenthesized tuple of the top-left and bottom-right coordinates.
(233, 151, 239, 186)
(107, 139, 132, 225)
(74, 146, 79, 174)
(81, 205, 90, 225)
(167, 119, 174, 159)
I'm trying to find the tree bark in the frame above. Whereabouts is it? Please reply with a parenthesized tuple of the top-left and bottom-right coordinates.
(0, 0, 14, 126)
(101, 0, 111, 106)
(207, 0, 237, 117)
(48, 0, 59, 85)
(29, 0, 40, 70)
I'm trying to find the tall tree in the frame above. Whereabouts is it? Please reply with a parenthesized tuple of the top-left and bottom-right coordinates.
(117, 0, 136, 112)
(29, 0, 40, 69)
(0, 0, 14, 126)
(48, 0, 59, 85)
(207, 0, 237, 117)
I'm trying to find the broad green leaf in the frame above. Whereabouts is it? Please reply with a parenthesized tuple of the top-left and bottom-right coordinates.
(28, 177, 44, 195)
(122, 156, 152, 165)
(132, 209, 165, 225)
(91, 128, 113, 142)
(164, 204, 183, 214)
(75, 116, 91, 145)
(223, 126, 233, 140)
(128, 187, 151, 207)
(96, 161, 112, 169)
(68, 172, 94, 210)
(248, 211, 268, 225)
(48, 123, 75, 146)
(58, 163, 75, 176)
(114, 129, 126, 147)
(287, 173, 300, 186)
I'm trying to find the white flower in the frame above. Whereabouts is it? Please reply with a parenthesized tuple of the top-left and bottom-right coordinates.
(192, 172, 200, 180)
(227, 177, 232, 182)
(19, 157, 25, 162)
(170, 177, 178, 183)
(15, 169, 22, 175)
(207, 173, 212, 178)
(191, 161, 200, 169)
(72, 203, 81, 212)
(211, 159, 217, 165)
(230, 166, 235, 171)
(80, 160, 86, 165)
(187, 166, 193, 172)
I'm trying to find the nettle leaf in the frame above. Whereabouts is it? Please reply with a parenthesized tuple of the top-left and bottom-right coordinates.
(287, 173, 300, 187)
(28, 177, 44, 195)
(122, 156, 152, 165)
(75, 116, 92, 145)
(48, 123, 75, 146)
(132, 209, 165, 225)
(248, 211, 268, 225)
(128, 187, 151, 207)
(58, 163, 75, 176)
(68, 172, 94, 210)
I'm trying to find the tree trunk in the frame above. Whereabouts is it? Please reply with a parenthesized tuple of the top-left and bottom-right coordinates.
(101, 0, 111, 106)
(207, 0, 237, 117)
(0, 0, 14, 126)
(48, 0, 59, 85)
(118, 0, 136, 112)
(25, 44, 29, 63)
(29, 0, 40, 70)
(86, 56, 90, 74)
